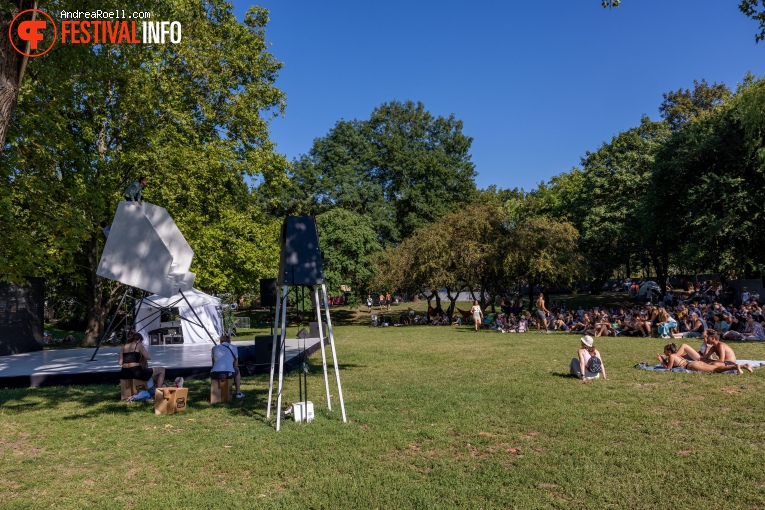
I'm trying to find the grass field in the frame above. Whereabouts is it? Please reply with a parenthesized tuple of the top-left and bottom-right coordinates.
(3, 324, 765, 509)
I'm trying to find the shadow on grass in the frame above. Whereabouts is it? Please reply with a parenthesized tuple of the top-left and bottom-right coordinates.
(551, 372, 578, 379)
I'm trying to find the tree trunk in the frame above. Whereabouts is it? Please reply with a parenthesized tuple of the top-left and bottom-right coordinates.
(0, 3, 25, 152)
(83, 235, 104, 346)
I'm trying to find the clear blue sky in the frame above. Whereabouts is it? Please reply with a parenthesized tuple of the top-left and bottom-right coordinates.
(232, 0, 762, 191)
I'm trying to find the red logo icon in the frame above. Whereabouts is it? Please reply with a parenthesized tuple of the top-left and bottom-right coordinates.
(9, 9, 57, 57)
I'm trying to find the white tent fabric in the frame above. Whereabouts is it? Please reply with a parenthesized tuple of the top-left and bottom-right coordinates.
(134, 288, 223, 346)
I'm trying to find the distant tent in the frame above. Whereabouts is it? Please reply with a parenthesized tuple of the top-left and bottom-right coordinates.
(636, 281, 661, 299)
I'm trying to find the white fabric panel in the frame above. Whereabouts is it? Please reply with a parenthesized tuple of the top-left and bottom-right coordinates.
(97, 202, 195, 298)
(179, 304, 223, 344)
(132, 289, 222, 346)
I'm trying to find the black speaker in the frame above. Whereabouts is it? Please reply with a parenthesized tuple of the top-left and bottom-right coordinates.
(0, 278, 44, 356)
(254, 335, 276, 365)
(278, 216, 325, 286)
(260, 278, 278, 307)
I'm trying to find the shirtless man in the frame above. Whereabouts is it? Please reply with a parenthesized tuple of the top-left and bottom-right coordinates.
(536, 292, 550, 333)
(700, 330, 743, 368)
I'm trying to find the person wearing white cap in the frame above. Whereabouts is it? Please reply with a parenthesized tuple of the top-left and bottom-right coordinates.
(570, 335, 607, 381)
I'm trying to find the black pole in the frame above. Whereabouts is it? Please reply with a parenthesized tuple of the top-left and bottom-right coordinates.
(89, 286, 130, 361)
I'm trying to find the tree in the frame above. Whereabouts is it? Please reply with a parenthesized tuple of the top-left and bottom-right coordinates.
(659, 79, 731, 131)
(316, 209, 381, 299)
(1, 1, 286, 343)
(645, 76, 765, 282)
(274, 100, 478, 245)
(0, 1, 36, 152)
(505, 215, 582, 309)
(740, 0, 765, 42)
(571, 117, 671, 283)
(604, 1, 765, 44)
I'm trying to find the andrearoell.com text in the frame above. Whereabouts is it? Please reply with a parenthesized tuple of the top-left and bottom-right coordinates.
(60, 10, 152, 20)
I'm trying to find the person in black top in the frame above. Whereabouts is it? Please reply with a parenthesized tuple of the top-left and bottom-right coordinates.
(119, 333, 165, 389)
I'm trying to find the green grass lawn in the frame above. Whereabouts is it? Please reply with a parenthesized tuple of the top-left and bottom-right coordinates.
(2, 325, 765, 509)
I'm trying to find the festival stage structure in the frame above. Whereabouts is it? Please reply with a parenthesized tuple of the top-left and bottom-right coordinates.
(267, 216, 347, 430)
(90, 201, 218, 361)
(97, 201, 196, 298)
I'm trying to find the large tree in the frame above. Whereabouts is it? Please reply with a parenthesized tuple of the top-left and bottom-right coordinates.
(1, 1, 286, 343)
(645, 76, 765, 282)
(575, 116, 671, 282)
(269, 100, 478, 245)
(316, 208, 380, 299)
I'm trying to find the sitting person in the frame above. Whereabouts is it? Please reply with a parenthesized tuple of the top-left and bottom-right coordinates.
(677, 312, 705, 338)
(552, 314, 570, 332)
(211, 334, 244, 398)
(570, 335, 607, 381)
(119, 333, 165, 391)
(700, 330, 743, 368)
(713, 313, 731, 333)
(724, 316, 765, 341)
(594, 314, 612, 337)
(517, 315, 528, 333)
(657, 343, 752, 374)
(655, 309, 678, 339)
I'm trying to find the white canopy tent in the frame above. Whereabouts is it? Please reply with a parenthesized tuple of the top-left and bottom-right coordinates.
(134, 288, 223, 346)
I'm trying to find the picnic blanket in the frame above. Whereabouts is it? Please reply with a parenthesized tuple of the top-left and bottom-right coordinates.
(636, 360, 765, 374)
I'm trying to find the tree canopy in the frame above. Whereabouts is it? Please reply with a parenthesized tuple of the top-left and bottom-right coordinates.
(1, 0, 286, 342)
(265, 100, 478, 245)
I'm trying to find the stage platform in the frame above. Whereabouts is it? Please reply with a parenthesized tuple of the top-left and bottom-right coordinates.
(0, 338, 325, 389)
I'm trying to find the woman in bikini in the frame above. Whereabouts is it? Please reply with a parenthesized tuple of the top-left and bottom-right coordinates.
(119, 333, 166, 389)
(657, 343, 752, 374)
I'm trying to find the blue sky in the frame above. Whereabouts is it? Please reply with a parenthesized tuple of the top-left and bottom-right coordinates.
(232, 0, 762, 191)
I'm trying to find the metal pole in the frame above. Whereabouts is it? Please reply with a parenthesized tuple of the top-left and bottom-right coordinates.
(313, 285, 332, 410)
(321, 283, 347, 422)
(89, 286, 130, 361)
(266, 286, 285, 418)
(180, 290, 217, 344)
(275, 285, 289, 431)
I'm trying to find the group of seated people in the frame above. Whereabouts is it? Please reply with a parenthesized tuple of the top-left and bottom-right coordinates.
(118, 332, 244, 400)
(532, 298, 765, 341)
(43, 333, 77, 345)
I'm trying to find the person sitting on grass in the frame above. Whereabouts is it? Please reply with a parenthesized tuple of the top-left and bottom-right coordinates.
(552, 314, 570, 332)
(724, 316, 765, 342)
(713, 313, 731, 334)
(655, 308, 678, 339)
(119, 333, 166, 392)
(657, 343, 752, 374)
(517, 314, 529, 333)
(594, 313, 613, 337)
(699, 330, 743, 369)
(570, 335, 607, 381)
(679, 312, 706, 338)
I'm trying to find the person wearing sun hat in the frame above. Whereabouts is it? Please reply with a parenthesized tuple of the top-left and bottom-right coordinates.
(569, 335, 607, 381)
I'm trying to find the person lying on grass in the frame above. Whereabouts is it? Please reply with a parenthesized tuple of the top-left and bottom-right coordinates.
(657, 343, 752, 374)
